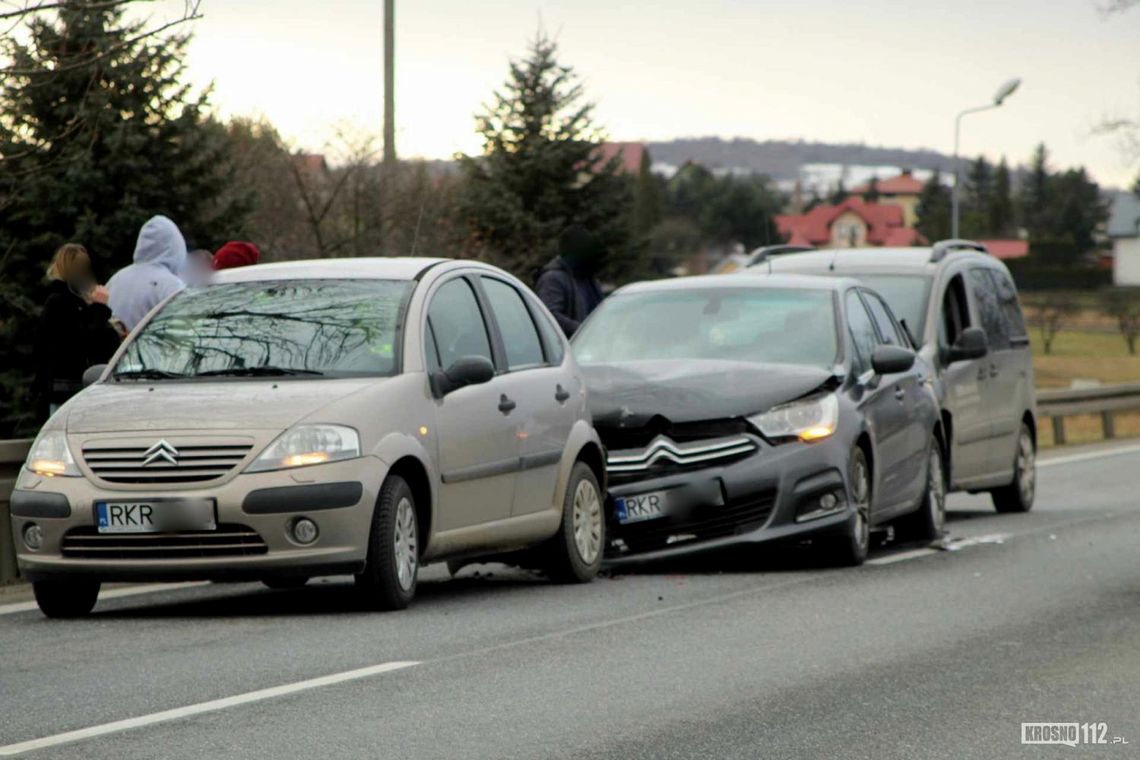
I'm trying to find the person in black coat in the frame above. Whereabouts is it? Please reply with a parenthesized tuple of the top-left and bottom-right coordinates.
(34, 244, 122, 422)
(535, 225, 605, 336)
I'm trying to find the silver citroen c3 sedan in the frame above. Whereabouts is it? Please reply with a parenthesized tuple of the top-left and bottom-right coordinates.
(11, 258, 606, 617)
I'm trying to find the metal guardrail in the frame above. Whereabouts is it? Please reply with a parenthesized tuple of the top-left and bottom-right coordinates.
(1, 439, 31, 584)
(1036, 382, 1140, 445)
(1, 383, 1139, 582)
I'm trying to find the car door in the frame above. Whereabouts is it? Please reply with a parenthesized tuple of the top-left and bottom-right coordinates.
(426, 276, 519, 531)
(936, 270, 991, 486)
(861, 289, 927, 505)
(845, 290, 910, 517)
(476, 275, 576, 517)
(973, 267, 1029, 468)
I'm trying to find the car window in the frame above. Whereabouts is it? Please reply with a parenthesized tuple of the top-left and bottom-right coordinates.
(425, 319, 443, 373)
(861, 291, 909, 346)
(534, 306, 566, 365)
(426, 278, 494, 371)
(939, 274, 971, 349)
(989, 269, 1028, 341)
(853, 275, 931, 344)
(968, 268, 1010, 351)
(480, 277, 545, 371)
(845, 290, 877, 376)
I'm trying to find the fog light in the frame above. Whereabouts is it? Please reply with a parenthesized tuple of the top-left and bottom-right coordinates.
(819, 492, 838, 511)
(291, 517, 318, 545)
(23, 523, 43, 551)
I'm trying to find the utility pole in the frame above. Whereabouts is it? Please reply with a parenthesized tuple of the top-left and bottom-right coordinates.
(383, 0, 396, 167)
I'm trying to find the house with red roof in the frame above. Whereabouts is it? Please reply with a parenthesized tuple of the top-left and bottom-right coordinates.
(776, 196, 924, 249)
(596, 142, 648, 174)
(848, 169, 924, 227)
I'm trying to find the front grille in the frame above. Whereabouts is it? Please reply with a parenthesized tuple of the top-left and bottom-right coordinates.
(607, 435, 756, 476)
(596, 417, 751, 452)
(82, 442, 253, 484)
(608, 491, 777, 556)
(60, 524, 268, 559)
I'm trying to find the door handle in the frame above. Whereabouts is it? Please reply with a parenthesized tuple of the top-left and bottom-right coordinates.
(894, 386, 905, 401)
(498, 394, 516, 414)
(554, 384, 571, 403)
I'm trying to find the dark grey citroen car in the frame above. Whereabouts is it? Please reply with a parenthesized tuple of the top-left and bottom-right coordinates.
(572, 274, 943, 566)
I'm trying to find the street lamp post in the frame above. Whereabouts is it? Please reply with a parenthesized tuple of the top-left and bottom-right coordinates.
(951, 77, 1021, 239)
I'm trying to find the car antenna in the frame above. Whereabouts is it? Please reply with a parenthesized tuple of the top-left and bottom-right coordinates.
(828, 247, 839, 271)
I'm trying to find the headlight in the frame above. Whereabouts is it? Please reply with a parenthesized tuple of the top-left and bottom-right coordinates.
(749, 394, 838, 443)
(246, 424, 361, 473)
(26, 430, 81, 477)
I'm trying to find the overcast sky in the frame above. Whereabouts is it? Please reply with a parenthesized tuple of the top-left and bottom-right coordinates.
(154, 0, 1140, 186)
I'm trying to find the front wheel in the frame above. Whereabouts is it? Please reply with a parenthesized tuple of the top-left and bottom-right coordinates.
(991, 423, 1036, 513)
(355, 475, 418, 610)
(33, 579, 101, 619)
(896, 437, 946, 543)
(544, 462, 604, 583)
(827, 446, 870, 567)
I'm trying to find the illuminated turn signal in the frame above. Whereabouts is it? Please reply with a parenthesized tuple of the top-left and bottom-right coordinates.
(282, 452, 331, 468)
(29, 460, 68, 477)
(799, 426, 835, 443)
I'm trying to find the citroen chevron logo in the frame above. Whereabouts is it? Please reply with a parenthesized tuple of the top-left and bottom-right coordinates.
(141, 439, 179, 467)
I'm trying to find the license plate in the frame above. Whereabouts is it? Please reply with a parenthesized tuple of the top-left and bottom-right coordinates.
(614, 491, 668, 524)
(95, 499, 217, 534)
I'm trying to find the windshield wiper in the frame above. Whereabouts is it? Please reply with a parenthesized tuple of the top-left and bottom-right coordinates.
(193, 366, 325, 377)
(113, 368, 187, 381)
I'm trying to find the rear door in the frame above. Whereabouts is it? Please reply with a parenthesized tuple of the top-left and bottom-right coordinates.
(936, 271, 991, 486)
(973, 267, 1030, 467)
(845, 290, 910, 518)
(476, 275, 576, 517)
(426, 276, 519, 531)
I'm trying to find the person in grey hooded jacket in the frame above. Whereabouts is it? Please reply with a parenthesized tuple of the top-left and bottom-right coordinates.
(107, 215, 188, 331)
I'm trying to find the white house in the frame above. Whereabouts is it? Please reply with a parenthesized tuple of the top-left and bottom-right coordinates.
(1109, 192, 1140, 286)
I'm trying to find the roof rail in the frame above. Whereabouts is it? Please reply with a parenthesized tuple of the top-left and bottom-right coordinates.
(930, 239, 988, 263)
(745, 245, 815, 268)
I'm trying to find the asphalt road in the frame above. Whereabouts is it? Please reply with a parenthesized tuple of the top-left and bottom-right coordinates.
(2, 442, 1138, 759)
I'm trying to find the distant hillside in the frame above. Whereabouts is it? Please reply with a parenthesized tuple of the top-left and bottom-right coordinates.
(646, 137, 959, 181)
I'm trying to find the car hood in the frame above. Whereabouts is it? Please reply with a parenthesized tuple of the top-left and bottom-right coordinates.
(64, 378, 380, 434)
(582, 360, 836, 427)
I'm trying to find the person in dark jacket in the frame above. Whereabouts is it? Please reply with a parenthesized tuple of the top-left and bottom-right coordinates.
(34, 244, 122, 421)
(535, 224, 605, 336)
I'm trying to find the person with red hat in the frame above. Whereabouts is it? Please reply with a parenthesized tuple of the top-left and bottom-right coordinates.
(212, 241, 260, 270)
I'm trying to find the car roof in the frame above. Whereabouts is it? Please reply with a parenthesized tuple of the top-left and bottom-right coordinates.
(211, 256, 449, 283)
(613, 272, 860, 296)
(763, 246, 999, 275)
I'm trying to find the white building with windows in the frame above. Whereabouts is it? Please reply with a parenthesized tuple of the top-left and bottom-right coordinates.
(1108, 192, 1140, 286)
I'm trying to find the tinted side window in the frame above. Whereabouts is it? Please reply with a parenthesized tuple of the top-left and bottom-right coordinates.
(534, 307, 566, 364)
(939, 273, 972, 348)
(862, 291, 908, 346)
(481, 277, 544, 370)
(427, 278, 493, 370)
(968, 268, 1010, 351)
(845, 291, 877, 376)
(990, 269, 1028, 341)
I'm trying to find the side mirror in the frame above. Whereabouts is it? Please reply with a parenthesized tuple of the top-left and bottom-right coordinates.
(946, 327, 988, 363)
(871, 345, 916, 376)
(432, 355, 495, 396)
(82, 364, 107, 387)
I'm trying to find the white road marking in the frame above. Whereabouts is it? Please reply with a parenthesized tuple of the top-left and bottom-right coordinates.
(0, 582, 209, 616)
(1039, 442, 1140, 468)
(865, 547, 938, 565)
(0, 660, 420, 757)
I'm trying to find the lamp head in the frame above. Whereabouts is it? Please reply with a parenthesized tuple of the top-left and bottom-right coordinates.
(993, 78, 1021, 106)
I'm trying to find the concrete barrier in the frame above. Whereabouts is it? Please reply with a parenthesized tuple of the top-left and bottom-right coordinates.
(1, 439, 32, 584)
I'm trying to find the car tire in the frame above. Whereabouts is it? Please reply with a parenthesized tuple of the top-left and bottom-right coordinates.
(991, 422, 1036, 514)
(896, 436, 946, 543)
(828, 446, 871, 567)
(261, 577, 309, 590)
(544, 462, 604, 583)
(33, 579, 100, 619)
(355, 475, 418, 610)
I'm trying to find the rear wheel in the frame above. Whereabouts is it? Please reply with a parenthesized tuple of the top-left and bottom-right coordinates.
(896, 436, 946, 543)
(544, 462, 604, 583)
(33, 579, 100, 619)
(826, 446, 871, 567)
(991, 423, 1035, 513)
(355, 475, 418, 610)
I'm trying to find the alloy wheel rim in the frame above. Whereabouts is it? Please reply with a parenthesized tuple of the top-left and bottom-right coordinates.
(572, 480, 602, 565)
(1017, 432, 1036, 505)
(929, 448, 946, 534)
(393, 497, 417, 591)
(852, 457, 870, 551)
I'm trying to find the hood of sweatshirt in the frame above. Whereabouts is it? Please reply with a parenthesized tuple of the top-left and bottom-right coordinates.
(133, 215, 187, 275)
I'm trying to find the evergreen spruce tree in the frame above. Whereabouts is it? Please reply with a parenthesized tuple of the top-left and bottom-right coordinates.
(861, 177, 880, 203)
(456, 32, 631, 278)
(915, 170, 952, 243)
(0, 4, 250, 434)
(1018, 144, 1051, 238)
(989, 157, 1015, 237)
(963, 156, 992, 236)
